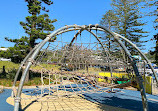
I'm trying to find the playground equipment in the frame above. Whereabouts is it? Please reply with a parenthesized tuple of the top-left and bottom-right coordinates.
(12, 24, 158, 111)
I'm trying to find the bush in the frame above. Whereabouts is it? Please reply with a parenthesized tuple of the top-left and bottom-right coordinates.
(0, 79, 12, 87)
(6, 68, 17, 80)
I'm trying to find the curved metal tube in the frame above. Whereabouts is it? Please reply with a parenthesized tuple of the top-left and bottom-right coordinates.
(12, 41, 45, 86)
(14, 24, 148, 111)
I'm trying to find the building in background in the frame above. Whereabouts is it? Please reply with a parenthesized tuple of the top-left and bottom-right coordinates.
(0, 48, 11, 61)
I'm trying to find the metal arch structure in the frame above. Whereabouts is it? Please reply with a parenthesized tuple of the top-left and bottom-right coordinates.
(12, 24, 158, 111)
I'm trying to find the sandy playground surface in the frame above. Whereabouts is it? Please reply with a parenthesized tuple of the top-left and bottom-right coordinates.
(6, 91, 132, 111)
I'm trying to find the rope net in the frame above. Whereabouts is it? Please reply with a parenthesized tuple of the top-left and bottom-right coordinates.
(21, 30, 136, 98)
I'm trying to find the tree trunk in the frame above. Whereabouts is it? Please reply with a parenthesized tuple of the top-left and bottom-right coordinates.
(2, 66, 6, 78)
(23, 67, 29, 83)
(25, 71, 29, 83)
(2, 66, 6, 74)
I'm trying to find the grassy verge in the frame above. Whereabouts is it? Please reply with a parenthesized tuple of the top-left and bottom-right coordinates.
(0, 79, 13, 87)
(0, 77, 51, 87)
(0, 61, 102, 87)
(0, 61, 19, 72)
(0, 61, 60, 87)
(31, 63, 61, 72)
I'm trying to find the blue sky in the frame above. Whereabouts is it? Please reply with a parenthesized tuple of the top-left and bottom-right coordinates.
(0, 0, 157, 53)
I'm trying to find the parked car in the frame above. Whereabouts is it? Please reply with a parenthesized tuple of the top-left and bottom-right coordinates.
(0, 58, 11, 61)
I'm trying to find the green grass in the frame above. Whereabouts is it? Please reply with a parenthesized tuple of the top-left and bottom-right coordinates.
(0, 61, 19, 73)
(0, 61, 60, 87)
(24, 77, 50, 86)
(31, 63, 61, 71)
(77, 67, 101, 74)
(0, 61, 102, 87)
(0, 61, 61, 72)
(0, 79, 13, 87)
(0, 77, 55, 87)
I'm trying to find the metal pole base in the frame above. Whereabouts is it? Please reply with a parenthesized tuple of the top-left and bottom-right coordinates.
(14, 97, 21, 111)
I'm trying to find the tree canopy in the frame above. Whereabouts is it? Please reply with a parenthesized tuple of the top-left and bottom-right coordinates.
(0, 0, 57, 63)
(100, 0, 148, 55)
(148, 1, 158, 64)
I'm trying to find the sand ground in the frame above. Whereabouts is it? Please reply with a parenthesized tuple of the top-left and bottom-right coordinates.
(6, 92, 132, 111)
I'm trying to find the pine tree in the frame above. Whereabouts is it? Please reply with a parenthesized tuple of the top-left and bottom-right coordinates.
(0, 0, 57, 63)
(100, 10, 118, 50)
(19, 0, 57, 49)
(148, 1, 158, 64)
(101, 0, 148, 55)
